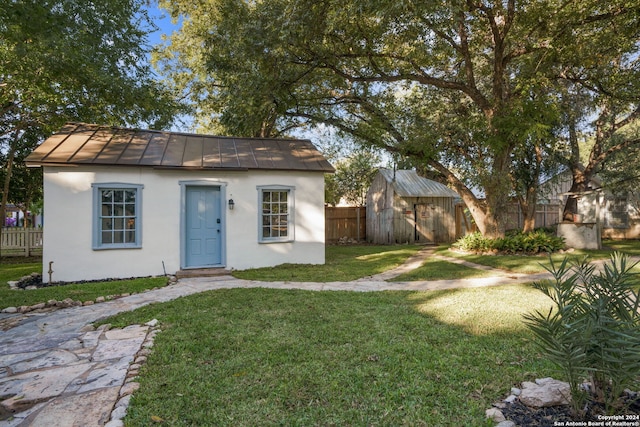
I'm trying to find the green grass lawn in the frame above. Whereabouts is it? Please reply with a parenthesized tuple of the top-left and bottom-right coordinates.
(392, 257, 495, 281)
(104, 285, 557, 426)
(0, 258, 167, 309)
(232, 245, 423, 282)
(434, 239, 640, 274)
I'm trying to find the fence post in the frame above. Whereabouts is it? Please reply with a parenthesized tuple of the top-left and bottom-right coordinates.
(25, 229, 29, 257)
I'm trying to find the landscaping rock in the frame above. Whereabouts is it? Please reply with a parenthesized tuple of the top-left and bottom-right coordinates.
(110, 404, 127, 420)
(496, 421, 516, 427)
(518, 378, 571, 408)
(486, 407, 506, 422)
(119, 382, 139, 397)
(2, 306, 17, 313)
(60, 298, 75, 308)
(504, 394, 518, 403)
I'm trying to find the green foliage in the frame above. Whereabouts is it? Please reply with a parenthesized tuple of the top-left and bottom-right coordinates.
(324, 149, 380, 206)
(494, 230, 566, 254)
(452, 232, 496, 253)
(523, 253, 640, 417)
(1, 0, 181, 220)
(452, 231, 565, 255)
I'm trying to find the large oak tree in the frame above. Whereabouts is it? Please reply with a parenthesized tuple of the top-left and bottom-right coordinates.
(157, 0, 639, 237)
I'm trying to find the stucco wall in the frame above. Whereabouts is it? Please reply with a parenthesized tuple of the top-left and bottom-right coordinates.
(42, 166, 326, 283)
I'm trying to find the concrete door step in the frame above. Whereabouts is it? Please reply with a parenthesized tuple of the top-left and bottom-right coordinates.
(175, 268, 232, 279)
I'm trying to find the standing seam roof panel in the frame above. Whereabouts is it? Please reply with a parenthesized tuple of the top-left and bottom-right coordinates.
(379, 169, 458, 198)
(138, 133, 170, 166)
(25, 123, 335, 172)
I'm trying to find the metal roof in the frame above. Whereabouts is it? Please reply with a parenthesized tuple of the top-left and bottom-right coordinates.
(379, 168, 459, 198)
(25, 122, 335, 172)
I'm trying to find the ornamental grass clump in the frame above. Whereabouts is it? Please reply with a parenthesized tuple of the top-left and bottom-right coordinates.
(523, 253, 640, 418)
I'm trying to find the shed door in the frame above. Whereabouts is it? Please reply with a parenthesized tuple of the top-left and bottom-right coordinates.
(185, 186, 222, 267)
(414, 204, 435, 243)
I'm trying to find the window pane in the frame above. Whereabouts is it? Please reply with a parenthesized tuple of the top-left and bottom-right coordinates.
(102, 231, 113, 244)
(114, 218, 124, 230)
(101, 219, 112, 231)
(114, 231, 124, 244)
(263, 192, 271, 202)
(114, 205, 124, 216)
(124, 190, 136, 203)
(102, 191, 113, 203)
(124, 204, 135, 216)
(102, 204, 113, 216)
(125, 231, 136, 243)
(126, 218, 136, 230)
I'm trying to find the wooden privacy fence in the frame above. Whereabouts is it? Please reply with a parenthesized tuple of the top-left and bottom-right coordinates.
(504, 203, 561, 230)
(1, 228, 43, 256)
(325, 207, 366, 243)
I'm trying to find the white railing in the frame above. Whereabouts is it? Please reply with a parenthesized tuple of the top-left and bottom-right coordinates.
(1, 228, 43, 257)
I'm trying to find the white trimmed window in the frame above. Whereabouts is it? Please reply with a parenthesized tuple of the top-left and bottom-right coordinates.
(258, 186, 294, 242)
(93, 183, 143, 249)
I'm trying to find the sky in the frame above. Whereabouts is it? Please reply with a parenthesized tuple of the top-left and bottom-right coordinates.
(146, 3, 179, 48)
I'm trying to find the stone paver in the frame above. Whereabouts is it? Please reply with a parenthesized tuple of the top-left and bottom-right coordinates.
(0, 247, 564, 426)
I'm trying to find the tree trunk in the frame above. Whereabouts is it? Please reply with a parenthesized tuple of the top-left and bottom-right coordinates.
(0, 130, 21, 259)
(429, 161, 508, 238)
(481, 201, 506, 239)
(520, 186, 538, 232)
(562, 171, 588, 222)
(522, 206, 536, 232)
(480, 152, 512, 238)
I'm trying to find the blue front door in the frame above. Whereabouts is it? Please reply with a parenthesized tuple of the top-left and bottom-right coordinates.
(185, 186, 222, 267)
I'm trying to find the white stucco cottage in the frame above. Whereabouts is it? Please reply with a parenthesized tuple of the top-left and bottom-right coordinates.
(26, 123, 334, 283)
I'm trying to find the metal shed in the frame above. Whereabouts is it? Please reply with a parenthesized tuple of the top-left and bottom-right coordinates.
(366, 169, 459, 244)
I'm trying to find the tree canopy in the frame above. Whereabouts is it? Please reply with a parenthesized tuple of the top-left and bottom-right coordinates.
(157, 0, 640, 237)
(1, 0, 181, 226)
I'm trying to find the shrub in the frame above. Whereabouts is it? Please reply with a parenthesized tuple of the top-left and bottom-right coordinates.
(523, 253, 640, 417)
(452, 230, 564, 254)
(495, 230, 565, 254)
(451, 231, 495, 252)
